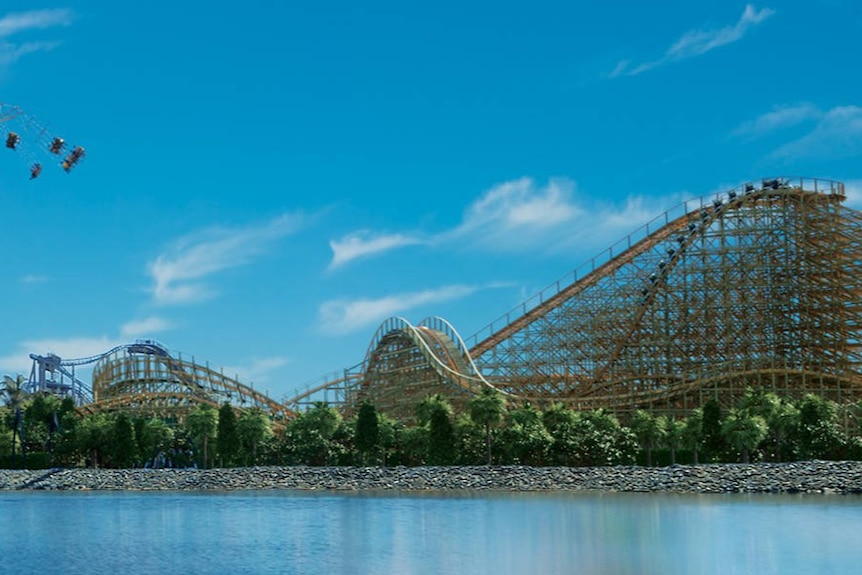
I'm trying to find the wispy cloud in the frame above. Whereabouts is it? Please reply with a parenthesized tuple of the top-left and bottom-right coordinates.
(444, 177, 583, 248)
(0, 9, 74, 67)
(329, 177, 691, 266)
(20, 274, 48, 284)
(611, 4, 774, 77)
(120, 317, 174, 339)
(328, 231, 423, 270)
(328, 178, 582, 268)
(149, 213, 306, 305)
(731, 103, 822, 139)
(771, 105, 862, 160)
(319, 284, 491, 335)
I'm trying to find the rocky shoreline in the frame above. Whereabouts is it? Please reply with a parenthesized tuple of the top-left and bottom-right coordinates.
(2, 461, 861, 494)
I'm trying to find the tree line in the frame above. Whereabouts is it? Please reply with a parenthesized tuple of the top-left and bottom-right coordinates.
(3, 374, 862, 469)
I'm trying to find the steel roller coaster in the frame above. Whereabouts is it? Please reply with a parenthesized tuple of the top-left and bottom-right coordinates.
(18, 176, 862, 424)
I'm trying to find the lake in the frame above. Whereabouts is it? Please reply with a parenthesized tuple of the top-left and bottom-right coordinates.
(1, 490, 860, 574)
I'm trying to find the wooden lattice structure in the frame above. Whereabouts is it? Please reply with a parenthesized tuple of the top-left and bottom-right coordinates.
(86, 343, 293, 425)
(342, 177, 862, 420)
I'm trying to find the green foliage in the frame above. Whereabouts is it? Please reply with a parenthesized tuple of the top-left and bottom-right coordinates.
(681, 409, 703, 464)
(283, 402, 346, 465)
(185, 404, 218, 468)
(76, 413, 114, 468)
(721, 409, 767, 463)
(665, 419, 686, 465)
(354, 402, 380, 464)
(110, 413, 138, 468)
(237, 409, 272, 466)
(700, 399, 725, 462)
(794, 394, 846, 460)
(137, 418, 175, 467)
(415, 395, 457, 465)
(631, 410, 667, 466)
(560, 408, 635, 467)
(217, 403, 240, 467)
(498, 403, 552, 466)
(469, 388, 506, 465)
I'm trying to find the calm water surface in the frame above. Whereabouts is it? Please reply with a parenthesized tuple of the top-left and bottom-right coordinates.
(1, 490, 860, 574)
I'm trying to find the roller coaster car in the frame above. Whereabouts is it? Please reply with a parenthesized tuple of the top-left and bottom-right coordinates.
(29, 163, 42, 179)
(6, 132, 19, 149)
(48, 137, 65, 154)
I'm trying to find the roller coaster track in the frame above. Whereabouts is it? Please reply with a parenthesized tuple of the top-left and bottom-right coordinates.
(31, 341, 293, 424)
(347, 177, 862, 419)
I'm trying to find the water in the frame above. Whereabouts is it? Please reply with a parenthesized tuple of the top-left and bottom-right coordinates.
(1, 490, 860, 575)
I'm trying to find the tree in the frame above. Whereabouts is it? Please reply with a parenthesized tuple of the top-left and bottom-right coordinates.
(469, 388, 506, 465)
(137, 418, 174, 467)
(76, 413, 114, 468)
(186, 404, 218, 468)
(571, 409, 636, 467)
(2, 375, 28, 467)
(354, 402, 380, 465)
(110, 413, 137, 468)
(701, 399, 725, 462)
(739, 389, 798, 461)
(682, 409, 703, 464)
(631, 410, 666, 467)
(794, 394, 845, 460)
(542, 403, 580, 466)
(237, 409, 272, 466)
(498, 403, 552, 466)
(285, 402, 345, 465)
(666, 419, 685, 465)
(217, 403, 240, 467)
(417, 395, 456, 465)
(721, 409, 767, 463)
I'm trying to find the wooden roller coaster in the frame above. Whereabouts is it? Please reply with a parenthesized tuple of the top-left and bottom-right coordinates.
(342, 177, 862, 420)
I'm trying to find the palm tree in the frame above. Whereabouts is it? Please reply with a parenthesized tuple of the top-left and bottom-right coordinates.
(2, 375, 28, 467)
(631, 410, 666, 467)
(721, 409, 767, 463)
(186, 404, 218, 468)
(469, 388, 506, 465)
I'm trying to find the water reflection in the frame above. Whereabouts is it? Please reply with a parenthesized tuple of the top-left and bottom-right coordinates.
(1, 490, 860, 575)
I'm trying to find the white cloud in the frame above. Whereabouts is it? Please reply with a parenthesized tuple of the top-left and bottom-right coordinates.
(731, 103, 822, 139)
(328, 178, 583, 268)
(319, 284, 486, 335)
(442, 177, 583, 250)
(221, 356, 289, 385)
(0, 9, 73, 67)
(0, 9, 74, 37)
(329, 177, 690, 264)
(329, 231, 423, 270)
(611, 4, 774, 77)
(771, 106, 862, 160)
(120, 317, 174, 339)
(149, 213, 305, 305)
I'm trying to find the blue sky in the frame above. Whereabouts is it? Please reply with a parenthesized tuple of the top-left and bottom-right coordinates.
(1, 1, 860, 400)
